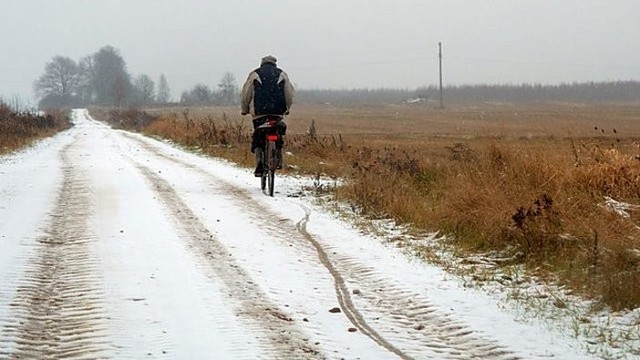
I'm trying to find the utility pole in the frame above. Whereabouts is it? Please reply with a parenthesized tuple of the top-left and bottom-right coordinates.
(438, 42, 444, 108)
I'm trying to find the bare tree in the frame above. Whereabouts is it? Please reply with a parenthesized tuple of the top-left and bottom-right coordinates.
(112, 74, 130, 108)
(77, 55, 96, 104)
(157, 74, 171, 103)
(216, 72, 238, 105)
(133, 74, 156, 105)
(33, 56, 80, 106)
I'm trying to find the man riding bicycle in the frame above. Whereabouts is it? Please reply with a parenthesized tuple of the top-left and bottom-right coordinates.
(241, 55, 294, 177)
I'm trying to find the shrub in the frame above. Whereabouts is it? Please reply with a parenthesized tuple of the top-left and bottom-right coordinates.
(0, 103, 71, 154)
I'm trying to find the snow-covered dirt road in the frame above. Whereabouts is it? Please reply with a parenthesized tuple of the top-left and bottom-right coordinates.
(0, 109, 591, 359)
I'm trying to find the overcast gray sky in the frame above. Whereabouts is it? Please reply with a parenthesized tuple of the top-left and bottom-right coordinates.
(2, 0, 639, 103)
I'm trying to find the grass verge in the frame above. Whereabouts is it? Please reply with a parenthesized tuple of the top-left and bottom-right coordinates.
(0, 103, 71, 155)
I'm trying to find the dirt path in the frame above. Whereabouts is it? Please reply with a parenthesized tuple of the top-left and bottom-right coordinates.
(0, 110, 589, 359)
(1, 139, 110, 359)
(120, 132, 518, 359)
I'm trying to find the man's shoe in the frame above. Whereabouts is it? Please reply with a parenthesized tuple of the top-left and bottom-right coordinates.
(254, 148, 264, 176)
(254, 163, 264, 177)
(276, 149, 283, 169)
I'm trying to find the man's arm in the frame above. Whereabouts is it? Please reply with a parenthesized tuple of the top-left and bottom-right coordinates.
(240, 72, 258, 115)
(280, 71, 294, 112)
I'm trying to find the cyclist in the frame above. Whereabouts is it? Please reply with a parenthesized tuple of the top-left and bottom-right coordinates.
(241, 55, 294, 176)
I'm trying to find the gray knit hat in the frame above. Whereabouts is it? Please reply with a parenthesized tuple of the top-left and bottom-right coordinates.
(261, 55, 277, 65)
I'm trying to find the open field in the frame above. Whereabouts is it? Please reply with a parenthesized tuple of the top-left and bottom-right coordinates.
(156, 102, 640, 137)
(97, 102, 640, 311)
(290, 102, 640, 139)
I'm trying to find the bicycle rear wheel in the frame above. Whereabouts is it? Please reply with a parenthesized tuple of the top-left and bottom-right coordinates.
(265, 140, 276, 196)
(259, 147, 267, 190)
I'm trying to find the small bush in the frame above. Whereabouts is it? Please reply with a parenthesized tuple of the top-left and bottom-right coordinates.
(107, 108, 158, 131)
(506, 193, 564, 258)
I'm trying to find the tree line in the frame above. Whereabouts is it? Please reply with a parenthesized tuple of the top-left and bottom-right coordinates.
(33, 45, 239, 109)
(296, 81, 640, 105)
(178, 72, 238, 106)
(422, 81, 640, 104)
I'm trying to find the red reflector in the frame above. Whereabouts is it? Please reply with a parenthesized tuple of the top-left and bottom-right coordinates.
(267, 135, 279, 141)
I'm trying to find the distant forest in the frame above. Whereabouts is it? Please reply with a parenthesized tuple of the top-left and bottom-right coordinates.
(296, 81, 640, 105)
(31, 45, 640, 108)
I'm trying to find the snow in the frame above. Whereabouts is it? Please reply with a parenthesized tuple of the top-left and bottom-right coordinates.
(602, 196, 640, 219)
(0, 132, 69, 355)
(82, 122, 260, 358)
(0, 109, 634, 358)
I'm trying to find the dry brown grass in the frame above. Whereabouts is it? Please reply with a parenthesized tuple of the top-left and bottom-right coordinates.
(93, 102, 640, 311)
(0, 104, 71, 155)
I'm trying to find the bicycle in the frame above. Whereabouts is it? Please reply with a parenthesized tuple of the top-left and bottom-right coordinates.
(255, 116, 284, 196)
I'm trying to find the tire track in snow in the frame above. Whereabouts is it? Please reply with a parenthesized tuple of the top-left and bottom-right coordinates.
(295, 206, 413, 359)
(0, 137, 111, 359)
(295, 206, 518, 360)
(129, 161, 324, 359)
(119, 132, 519, 359)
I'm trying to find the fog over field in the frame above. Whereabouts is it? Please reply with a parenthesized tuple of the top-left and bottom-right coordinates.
(2, 0, 639, 103)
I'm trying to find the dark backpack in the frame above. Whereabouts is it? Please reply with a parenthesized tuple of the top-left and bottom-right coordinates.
(253, 64, 287, 116)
